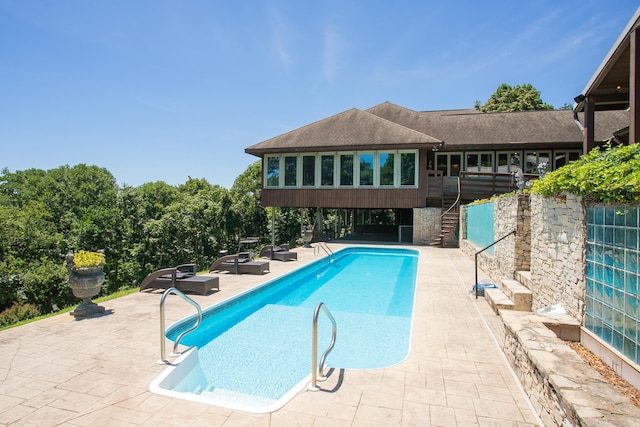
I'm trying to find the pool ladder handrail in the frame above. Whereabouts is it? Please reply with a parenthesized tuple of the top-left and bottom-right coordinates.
(314, 241, 334, 261)
(158, 287, 202, 364)
(308, 302, 337, 391)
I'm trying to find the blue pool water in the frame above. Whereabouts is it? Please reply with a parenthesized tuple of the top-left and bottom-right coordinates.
(150, 246, 418, 413)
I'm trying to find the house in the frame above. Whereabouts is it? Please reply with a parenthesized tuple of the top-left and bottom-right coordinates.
(246, 100, 628, 245)
(246, 102, 627, 245)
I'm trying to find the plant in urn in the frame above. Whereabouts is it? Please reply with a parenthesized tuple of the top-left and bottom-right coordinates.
(65, 250, 106, 317)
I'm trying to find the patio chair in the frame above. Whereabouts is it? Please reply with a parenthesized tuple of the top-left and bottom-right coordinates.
(140, 263, 219, 295)
(209, 253, 270, 275)
(260, 244, 298, 261)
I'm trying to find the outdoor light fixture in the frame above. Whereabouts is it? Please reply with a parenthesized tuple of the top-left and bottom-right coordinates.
(573, 94, 586, 103)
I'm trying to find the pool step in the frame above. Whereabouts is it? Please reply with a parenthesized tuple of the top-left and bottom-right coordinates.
(484, 278, 532, 314)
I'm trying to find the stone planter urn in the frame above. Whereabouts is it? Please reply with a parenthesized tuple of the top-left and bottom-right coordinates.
(65, 253, 106, 317)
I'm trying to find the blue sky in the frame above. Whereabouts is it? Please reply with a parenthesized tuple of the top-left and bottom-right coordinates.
(1, 1, 638, 189)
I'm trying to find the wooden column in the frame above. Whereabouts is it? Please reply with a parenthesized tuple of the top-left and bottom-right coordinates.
(583, 98, 596, 154)
(631, 27, 640, 145)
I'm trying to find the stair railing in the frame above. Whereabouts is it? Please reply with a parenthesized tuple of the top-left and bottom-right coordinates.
(158, 287, 202, 364)
(308, 302, 337, 391)
(473, 230, 516, 299)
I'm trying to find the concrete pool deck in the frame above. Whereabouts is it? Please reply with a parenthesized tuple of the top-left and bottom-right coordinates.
(0, 245, 543, 426)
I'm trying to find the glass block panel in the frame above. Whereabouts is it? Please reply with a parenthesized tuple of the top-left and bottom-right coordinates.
(602, 303, 613, 325)
(595, 207, 604, 225)
(624, 337, 636, 361)
(613, 330, 624, 351)
(587, 225, 594, 243)
(586, 279, 594, 297)
(604, 266, 613, 284)
(613, 309, 624, 332)
(614, 269, 625, 290)
(595, 282, 603, 301)
(626, 207, 638, 227)
(615, 209, 626, 226)
(614, 227, 625, 246)
(596, 264, 604, 282)
(614, 248, 625, 269)
(595, 226, 604, 243)
(625, 272, 637, 295)
(595, 245, 604, 263)
(604, 249, 613, 266)
(624, 315, 637, 339)
(605, 207, 615, 225)
(604, 226, 614, 245)
(587, 207, 595, 224)
(626, 228, 638, 250)
(626, 250, 637, 273)
(603, 325, 613, 344)
(594, 300, 603, 318)
(586, 261, 595, 280)
(614, 289, 625, 309)
(626, 294, 637, 318)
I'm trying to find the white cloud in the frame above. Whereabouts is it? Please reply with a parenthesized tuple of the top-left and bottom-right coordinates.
(267, 3, 293, 72)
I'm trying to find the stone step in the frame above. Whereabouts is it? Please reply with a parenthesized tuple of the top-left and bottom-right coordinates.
(485, 288, 515, 314)
(501, 279, 533, 311)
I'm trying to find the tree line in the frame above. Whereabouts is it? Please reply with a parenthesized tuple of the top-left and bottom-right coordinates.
(0, 162, 302, 324)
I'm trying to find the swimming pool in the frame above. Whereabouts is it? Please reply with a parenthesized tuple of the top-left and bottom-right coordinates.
(149, 246, 419, 413)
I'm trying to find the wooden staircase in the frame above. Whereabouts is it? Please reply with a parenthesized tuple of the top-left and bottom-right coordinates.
(430, 192, 460, 247)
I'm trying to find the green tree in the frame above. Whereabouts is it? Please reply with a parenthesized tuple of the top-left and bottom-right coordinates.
(475, 83, 554, 112)
(228, 162, 267, 249)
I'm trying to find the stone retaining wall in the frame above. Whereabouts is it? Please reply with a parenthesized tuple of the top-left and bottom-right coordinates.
(412, 207, 441, 245)
(461, 193, 584, 320)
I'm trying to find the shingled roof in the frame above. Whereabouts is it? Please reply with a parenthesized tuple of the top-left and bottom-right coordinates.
(367, 102, 629, 150)
(246, 101, 629, 156)
(245, 108, 442, 156)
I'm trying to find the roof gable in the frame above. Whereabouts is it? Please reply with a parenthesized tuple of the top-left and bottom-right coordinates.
(245, 108, 441, 156)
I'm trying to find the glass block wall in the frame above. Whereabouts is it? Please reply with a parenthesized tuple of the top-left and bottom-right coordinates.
(466, 202, 495, 255)
(585, 206, 639, 365)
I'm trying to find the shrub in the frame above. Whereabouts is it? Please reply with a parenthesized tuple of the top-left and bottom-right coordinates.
(531, 143, 640, 203)
(0, 303, 41, 328)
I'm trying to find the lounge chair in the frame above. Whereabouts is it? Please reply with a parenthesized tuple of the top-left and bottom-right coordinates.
(260, 244, 297, 261)
(209, 253, 270, 275)
(140, 263, 219, 295)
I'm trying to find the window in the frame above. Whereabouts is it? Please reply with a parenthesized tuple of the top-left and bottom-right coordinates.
(359, 153, 374, 186)
(554, 150, 581, 169)
(266, 155, 280, 187)
(497, 151, 522, 173)
(379, 152, 395, 186)
(302, 155, 315, 187)
(525, 151, 551, 174)
(466, 152, 493, 172)
(436, 153, 461, 177)
(340, 154, 354, 186)
(267, 150, 418, 188)
(400, 151, 416, 186)
(320, 154, 335, 186)
(284, 156, 297, 187)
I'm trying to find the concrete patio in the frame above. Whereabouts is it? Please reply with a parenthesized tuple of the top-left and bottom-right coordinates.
(0, 245, 543, 426)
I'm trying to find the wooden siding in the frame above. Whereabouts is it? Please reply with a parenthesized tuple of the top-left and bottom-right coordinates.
(261, 187, 422, 208)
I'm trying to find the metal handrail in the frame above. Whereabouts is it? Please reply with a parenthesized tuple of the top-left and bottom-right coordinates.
(474, 230, 516, 299)
(308, 302, 337, 391)
(314, 242, 334, 260)
(158, 287, 202, 364)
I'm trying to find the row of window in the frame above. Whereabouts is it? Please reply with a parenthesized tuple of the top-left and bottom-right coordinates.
(265, 151, 418, 188)
(435, 150, 582, 176)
